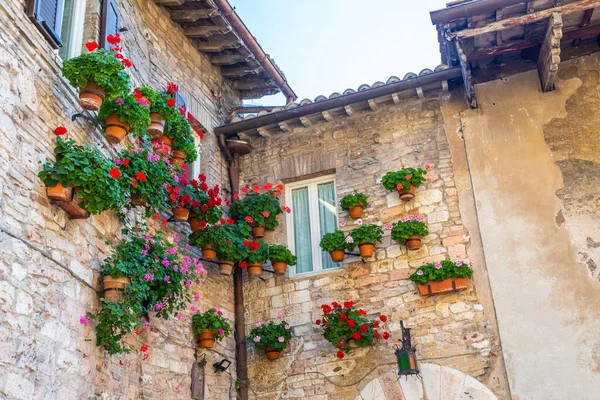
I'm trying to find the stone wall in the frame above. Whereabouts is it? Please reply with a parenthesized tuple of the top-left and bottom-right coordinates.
(238, 93, 508, 399)
(0, 0, 239, 398)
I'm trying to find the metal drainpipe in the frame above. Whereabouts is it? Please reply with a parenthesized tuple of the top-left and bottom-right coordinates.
(218, 132, 248, 400)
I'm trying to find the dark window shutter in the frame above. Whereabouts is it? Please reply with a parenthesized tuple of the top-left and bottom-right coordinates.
(26, 0, 65, 49)
(175, 87, 188, 112)
(100, 0, 121, 49)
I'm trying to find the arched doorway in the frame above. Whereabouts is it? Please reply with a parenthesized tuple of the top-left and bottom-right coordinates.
(355, 363, 498, 400)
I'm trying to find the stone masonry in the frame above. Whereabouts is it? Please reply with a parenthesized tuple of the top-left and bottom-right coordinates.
(239, 94, 507, 399)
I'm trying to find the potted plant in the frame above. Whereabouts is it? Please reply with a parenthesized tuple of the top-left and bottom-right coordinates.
(340, 191, 368, 219)
(391, 215, 429, 250)
(230, 183, 284, 238)
(189, 221, 235, 260)
(319, 229, 354, 262)
(211, 222, 252, 275)
(88, 302, 139, 355)
(38, 137, 127, 217)
(268, 244, 297, 276)
(241, 240, 268, 278)
(410, 259, 474, 296)
(187, 176, 223, 231)
(97, 94, 151, 144)
(248, 320, 293, 360)
(381, 165, 430, 201)
(192, 309, 233, 348)
(159, 108, 198, 162)
(115, 145, 175, 216)
(349, 224, 384, 258)
(165, 183, 193, 222)
(61, 46, 130, 111)
(137, 86, 171, 137)
(315, 301, 390, 359)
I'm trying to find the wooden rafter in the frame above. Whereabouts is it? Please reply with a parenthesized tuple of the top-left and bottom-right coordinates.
(538, 12, 563, 92)
(170, 9, 218, 22)
(455, 39, 477, 108)
(573, 8, 595, 45)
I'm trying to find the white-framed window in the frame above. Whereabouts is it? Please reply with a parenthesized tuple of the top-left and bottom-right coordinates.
(285, 175, 340, 277)
(58, 0, 87, 60)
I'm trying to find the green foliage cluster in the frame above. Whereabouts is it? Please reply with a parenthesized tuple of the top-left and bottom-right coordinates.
(212, 222, 252, 262)
(244, 240, 269, 265)
(319, 229, 354, 253)
(381, 167, 428, 192)
(97, 95, 151, 138)
(192, 309, 232, 341)
(409, 259, 474, 285)
(268, 244, 297, 266)
(230, 189, 283, 230)
(38, 137, 127, 214)
(248, 321, 293, 351)
(390, 217, 429, 243)
(339, 191, 368, 211)
(189, 224, 222, 249)
(61, 48, 130, 99)
(349, 224, 384, 244)
(137, 86, 170, 116)
(164, 109, 198, 162)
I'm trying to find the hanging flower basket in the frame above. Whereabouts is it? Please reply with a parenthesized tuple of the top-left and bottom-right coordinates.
(201, 244, 217, 260)
(320, 230, 353, 263)
(192, 309, 232, 348)
(251, 224, 265, 239)
(391, 216, 429, 251)
(79, 82, 107, 111)
(172, 207, 190, 222)
(248, 318, 292, 361)
(188, 216, 204, 232)
(340, 191, 368, 219)
(171, 150, 187, 161)
(247, 262, 263, 278)
(417, 277, 469, 296)
(329, 250, 345, 262)
(349, 225, 383, 259)
(265, 346, 281, 360)
(148, 112, 166, 137)
(152, 135, 173, 155)
(268, 244, 297, 276)
(198, 329, 216, 348)
(358, 243, 375, 258)
(218, 259, 234, 275)
(130, 194, 147, 207)
(381, 166, 430, 201)
(102, 276, 130, 302)
(405, 235, 422, 250)
(58, 188, 90, 219)
(398, 184, 415, 201)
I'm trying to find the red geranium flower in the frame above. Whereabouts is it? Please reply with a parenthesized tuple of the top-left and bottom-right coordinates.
(121, 59, 132, 68)
(249, 241, 260, 251)
(133, 88, 143, 99)
(227, 218, 234, 225)
(352, 332, 361, 341)
(244, 216, 253, 223)
(358, 309, 366, 315)
(199, 220, 207, 230)
(405, 175, 411, 181)
(219, 218, 225, 225)
(142, 353, 149, 361)
(106, 33, 120, 45)
(337, 341, 346, 348)
(340, 312, 347, 321)
(199, 182, 208, 191)
(54, 126, 68, 136)
(240, 261, 248, 269)
(346, 319, 355, 328)
(201, 204, 209, 213)
(331, 302, 341, 308)
(343, 301, 353, 308)
(109, 168, 121, 179)
(241, 187, 249, 194)
(375, 331, 381, 339)
(122, 159, 129, 167)
(153, 213, 160, 220)
(253, 185, 260, 193)
(336, 350, 345, 359)
(262, 211, 270, 218)
(130, 177, 137, 188)
(263, 183, 273, 191)
(198, 173, 206, 182)
(324, 321, 330, 327)
(119, 360, 124, 366)
(383, 332, 390, 340)
(140, 343, 149, 352)
(276, 183, 284, 191)
(360, 324, 368, 332)
(135, 171, 147, 181)
(167, 98, 176, 107)
(243, 240, 249, 247)
(167, 82, 178, 93)
(379, 315, 387, 322)
(315, 319, 321, 325)
(225, 239, 230, 245)
(233, 193, 240, 199)
(425, 164, 432, 170)
(321, 304, 332, 314)
(115, 53, 124, 60)
(85, 41, 98, 52)
(372, 321, 379, 328)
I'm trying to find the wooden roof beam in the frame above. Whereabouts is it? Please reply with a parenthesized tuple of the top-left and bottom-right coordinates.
(221, 65, 262, 77)
(195, 37, 243, 52)
(456, 39, 477, 108)
(538, 12, 563, 92)
(232, 79, 276, 90)
(170, 9, 218, 23)
(452, 0, 600, 39)
(210, 53, 253, 65)
(155, 0, 185, 5)
(184, 25, 231, 38)
(573, 8, 595, 45)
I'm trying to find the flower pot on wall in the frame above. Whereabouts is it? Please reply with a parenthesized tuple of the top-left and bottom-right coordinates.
(103, 276, 130, 302)
(218, 259, 234, 275)
(247, 263, 262, 278)
(79, 82, 106, 111)
(58, 188, 90, 219)
(348, 205, 363, 219)
(202, 244, 217, 260)
(46, 182, 73, 202)
(198, 329, 216, 348)
(271, 261, 287, 276)
(417, 277, 469, 296)
(398, 185, 415, 201)
(265, 346, 281, 360)
(188, 217, 203, 232)
(358, 242, 375, 258)
(104, 114, 130, 144)
(131, 194, 147, 207)
(172, 208, 189, 222)
(151, 135, 172, 155)
(147, 113, 165, 137)
(329, 250, 345, 263)
(251, 224, 265, 239)
(405, 235, 422, 250)
(171, 150, 186, 161)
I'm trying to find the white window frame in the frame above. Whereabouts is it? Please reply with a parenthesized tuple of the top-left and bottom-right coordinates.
(285, 175, 340, 277)
(59, 0, 88, 60)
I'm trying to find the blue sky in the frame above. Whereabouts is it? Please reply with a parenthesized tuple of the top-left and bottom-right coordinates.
(229, 0, 450, 105)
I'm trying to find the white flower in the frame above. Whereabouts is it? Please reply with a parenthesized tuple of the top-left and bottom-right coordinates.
(278, 336, 285, 343)
(355, 218, 363, 226)
(345, 236, 354, 244)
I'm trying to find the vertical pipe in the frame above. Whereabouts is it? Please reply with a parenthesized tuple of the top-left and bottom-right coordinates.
(233, 266, 248, 399)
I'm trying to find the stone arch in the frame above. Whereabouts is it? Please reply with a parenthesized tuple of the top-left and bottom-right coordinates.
(355, 363, 497, 400)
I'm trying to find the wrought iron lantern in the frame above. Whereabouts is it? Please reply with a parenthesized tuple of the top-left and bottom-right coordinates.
(213, 358, 231, 373)
(395, 321, 420, 377)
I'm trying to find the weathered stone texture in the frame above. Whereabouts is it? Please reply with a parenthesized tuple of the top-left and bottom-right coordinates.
(239, 96, 504, 399)
(0, 0, 237, 398)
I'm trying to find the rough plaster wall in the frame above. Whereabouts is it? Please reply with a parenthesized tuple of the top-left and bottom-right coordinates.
(238, 96, 507, 399)
(461, 59, 600, 400)
(0, 0, 238, 398)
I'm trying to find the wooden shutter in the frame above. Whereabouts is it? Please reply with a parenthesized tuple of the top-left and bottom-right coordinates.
(175, 86, 188, 112)
(100, 0, 121, 49)
(26, 0, 65, 49)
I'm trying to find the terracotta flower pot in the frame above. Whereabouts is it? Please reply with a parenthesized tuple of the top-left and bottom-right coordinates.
(265, 346, 281, 361)
(188, 217, 203, 232)
(358, 242, 375, 258)
(58, 188, 90, 219)
(218, 260, 234, 275)
(104, 114, 130, 144)
(79, 82, 106, 111)
(251, 225, 265, 239)
(348, 205, 363, 219)
(103, 276, 130, 302)
(198, 329, 216, 348)
(397, 185, 415, 201)
(202, 244, 217, 260)
(131, 194, 147, 207)
(417, 277, 469, 296)
(139, 96, 150, 108)
(405, 235, 422, 250)
(151, 135, 172, 155)
(171, 150, 186, 161)
(247, 263, 262, 278)
(147, 112, 166, 137)
(329, 250, 345, 262)
(172, 208, 189, 222)
(46, 182, 73, 202)
(271, 261, 287, 276)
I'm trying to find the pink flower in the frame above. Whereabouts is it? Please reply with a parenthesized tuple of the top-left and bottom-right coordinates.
(191, 306, 197, 312)
(254, 336, 261, 343)
(340, 221, 346, 227)
(164, 275, 170, 282)
(384, 224, 393, 230)
(262, 211, 270, 218)
(469, 261, 475, 266)
(143, 273, 154, 282)
(255, 322, 262, 328)
(79, 315, 90, 325)
(194, 293, 200, 301)
(219, 328, 225, 335)
(155, 303, 163, 310)
(417, 270, 424, 276)
(345, 236, 354, 244)
(455, 261, 463, 266)
(278, 336, 285, 343)
(435, 263, 442, 269)
(162, 259, 169, 267)
(355, 218, 363, 226)
(176, 314, 182, 321)
(284, 324, 290, 330)
(277, 312, 283, 318)
(115, 98, 124, 104)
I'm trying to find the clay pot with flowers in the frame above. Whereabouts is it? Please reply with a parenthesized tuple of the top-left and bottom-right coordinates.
(165, 180, 193, 222)
(192, 309, 233, 348)
(248, 319, 293, 360)
(137, 85, 172, 138)
(340, 191, 368, 219)
(189, 219, 236, 261)
(316, 301, 390, 359)
(230, 183, 286, 238)
(267, 244, 297, 276)
(240, 240, 269, 278)
(319, 229, 354, 263)
(349, 223, 384, 259)
(61, 37, 131, 111)
(209, 223, 253, 275)
(391, 215, 429, 250)
(381, 165, 430, 201)
(187, 175, 224, 231)
(410, 259, 474, 296)
(158, 102, 199, 162)
(38, 137, 127, 218)
(97, 94, 151, 144)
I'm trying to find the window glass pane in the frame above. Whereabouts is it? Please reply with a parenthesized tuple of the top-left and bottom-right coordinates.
(317, 181, 338, 269)
(59, 0, 76, 59)
(292, 187, 313, 274)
